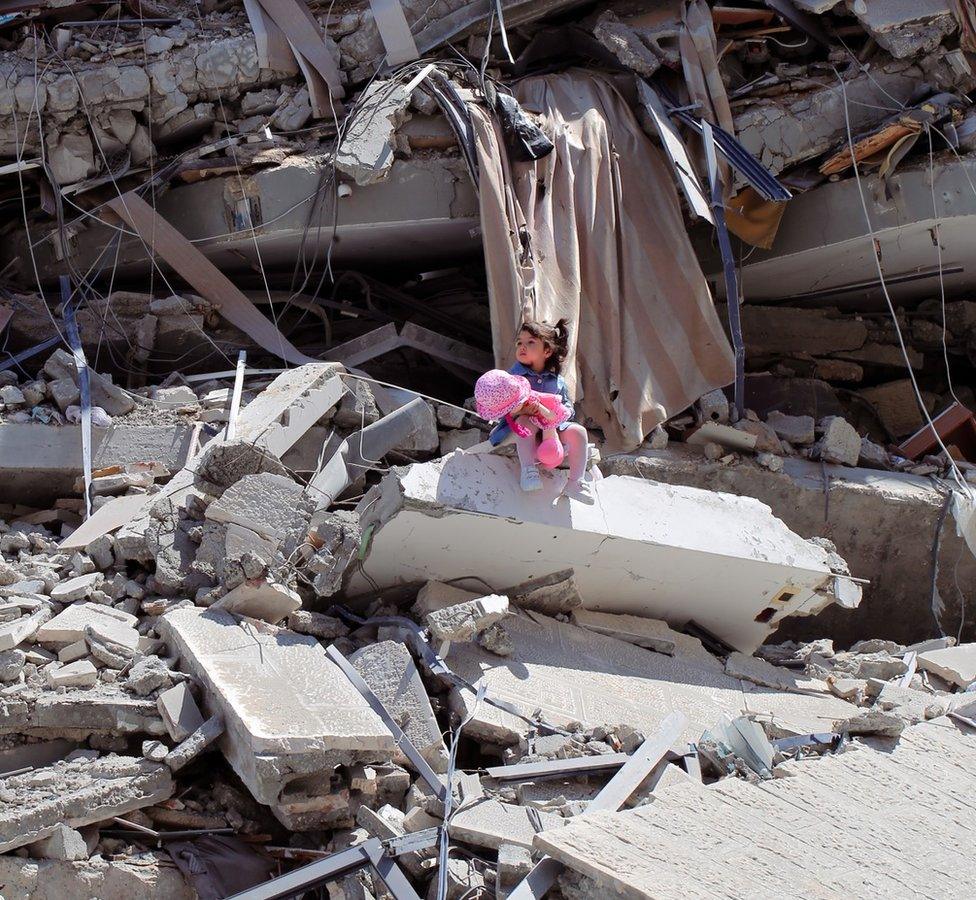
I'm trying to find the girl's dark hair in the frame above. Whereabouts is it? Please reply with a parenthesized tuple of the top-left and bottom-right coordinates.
(519, 318, 570, 374)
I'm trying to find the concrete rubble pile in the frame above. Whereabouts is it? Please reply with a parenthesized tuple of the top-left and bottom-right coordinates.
(0, 364, 971, 897)
(0, 0, 975, 896)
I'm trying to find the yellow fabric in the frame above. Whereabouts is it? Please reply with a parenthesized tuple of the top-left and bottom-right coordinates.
(726, 187, 789, 249)
(470, 71, 735, 451)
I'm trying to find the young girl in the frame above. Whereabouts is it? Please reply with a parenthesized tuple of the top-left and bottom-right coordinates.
(478, 319, 592, 499)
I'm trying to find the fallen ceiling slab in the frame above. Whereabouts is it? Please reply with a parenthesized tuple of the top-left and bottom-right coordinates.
(348, 453, 860, 653)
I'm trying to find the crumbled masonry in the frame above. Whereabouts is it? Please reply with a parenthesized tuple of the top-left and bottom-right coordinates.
(1, 0, 976, 896)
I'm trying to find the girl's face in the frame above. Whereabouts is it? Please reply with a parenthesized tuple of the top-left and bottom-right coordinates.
(516, 330, 553, 372)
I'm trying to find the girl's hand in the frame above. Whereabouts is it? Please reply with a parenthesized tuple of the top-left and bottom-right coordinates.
(520, 399, 543, 417)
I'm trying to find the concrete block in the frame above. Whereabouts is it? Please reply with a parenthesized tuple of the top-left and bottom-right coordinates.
(39, 604, 135, 648)
(125, 656, 173, 696)
(413, 582, 480, 618)
(46, 659, 98, 688)
(205, 473, 305, 542)
(0, 648, 26, 681)
(211, 578, 301, 624)
(157, 607, 393, 818)
(425, 595, 509, 642)
(696, 389, 729, 424)
(156, 683, 205, 742)
(0, 607, 53, 651)
(49, 573, 103, 604)
(818, 416, 860, 467)
(0, 755, 173, 853)
(28, 824, 88, 861)
(352, 455, 855, 653)
(350, 641, 449, 774)
(918, 644, 976, 688)
(505, 569, 584, 615)
(766, 411, 815, 446)
(164, 713, 225, 772)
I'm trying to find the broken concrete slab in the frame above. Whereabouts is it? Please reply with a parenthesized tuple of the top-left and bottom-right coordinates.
(28, 824, 88, 861)
(158, 607, 393, 822)
(0, 755, 174, 853)
(45, 659, 98, 688)
(0, 423, 197, 506)
(443, 609, 844, 747)
(49, 573, 103, 604)
(0, 854, 195, 899)
(602, 449, 976, 647)
(211, 578, 301, 624)
(0, 606, 52, 651)
(450, 798, 563, 851)
(157, 683, 206, 743)
(852, 0, 958, 59)
(534, 721, 976, 897)
(918, 644, 976, 688)
(27, 689, 166, 737)
(413, 581, 480, 618)
(352, 455, 858, 653)
(349, 641, 449, 775)
(569, 609, 722, 667)
(205, 472, 306, 542)
(37, 602, 138, 646)
(164, 713, 225, 772)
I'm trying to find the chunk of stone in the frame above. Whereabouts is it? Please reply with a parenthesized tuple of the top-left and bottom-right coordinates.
(477, 623, 514, 656)
(724, 652, 821, 693)
(834, 708, 906, 737)
(86, 630, 136, 669)
(696, 389, 729, 425)
(425, 595, 509, 642)
(156, 683, 205, 742)
(817, 416, 861, 467)
(164, 713, 225, 772)
(437, 404, 466, 429)
(0, 384, 25, 406)
(48, 377, 80, 411)
(28, 824, 88, 861)
(832, 652, 908, 681)
(756, 452, 784, 473)
(143, 739, 169, 762)
(876, 683, 949, 725)
(859, 437, 889, 468)
(350, 641, 449, 774)
(49, 573, 104, 604)
(0, 648, 26, 681)
(205, 473, 305, 542)
(335, 80, 412, 185)
(196, 440, 290, 490)
(917, 644, 976, 688)
(157, 607, 393, 816)
(46, 659, 98, 688)
(765, 412, 815, 446)
(0, 755, 174, 853)
(497, 842, 533, 893)
(287, 609, 349, 641)
(413, 581, 480, 618)
(734, 419, 783, 454)
(125, 656, 173, 696)
(211, 578, 301, 624)
(0, 607, 53, 651)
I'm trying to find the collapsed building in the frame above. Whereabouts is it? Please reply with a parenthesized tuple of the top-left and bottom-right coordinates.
(1, 0, 976, 897)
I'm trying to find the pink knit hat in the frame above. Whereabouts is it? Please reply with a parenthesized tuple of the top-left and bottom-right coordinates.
(475, 369, 531, 421)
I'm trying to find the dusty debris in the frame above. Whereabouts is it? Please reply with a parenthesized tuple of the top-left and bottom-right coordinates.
(0, 0, 973, 894)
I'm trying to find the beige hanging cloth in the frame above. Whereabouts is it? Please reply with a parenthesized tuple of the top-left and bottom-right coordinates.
(470, 70, 734, 451)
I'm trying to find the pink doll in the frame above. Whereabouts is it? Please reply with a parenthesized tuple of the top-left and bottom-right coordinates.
(476, 369, 590, 497)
